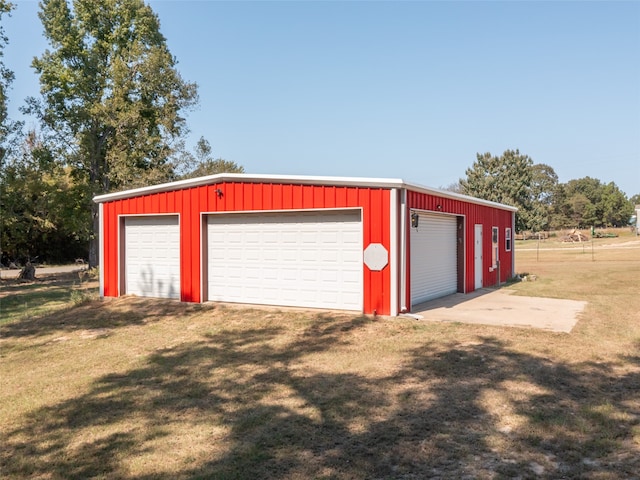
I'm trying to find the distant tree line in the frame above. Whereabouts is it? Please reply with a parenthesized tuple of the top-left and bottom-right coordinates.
(458, 150, 637, 233)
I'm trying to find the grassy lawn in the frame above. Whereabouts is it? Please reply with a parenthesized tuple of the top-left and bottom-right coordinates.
(1, 237, 639, 479)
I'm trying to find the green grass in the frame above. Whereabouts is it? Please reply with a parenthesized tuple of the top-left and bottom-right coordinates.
(1, 248, 639, 479)
(0, 272, 97, 325)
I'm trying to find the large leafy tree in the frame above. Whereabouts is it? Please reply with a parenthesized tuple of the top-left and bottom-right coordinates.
(0, 0, 20, 165)
(27, 0, 198, 266)
(460, 149, 533, 232)
(1, 131, 89, 264)
(528, 163, 559, 231)
(179, 136, 244, 180)
(554, 177, 633, 228)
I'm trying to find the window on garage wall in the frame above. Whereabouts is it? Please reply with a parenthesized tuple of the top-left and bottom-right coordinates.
(505, 227, 512, 252)
(492, 226, 499, 268)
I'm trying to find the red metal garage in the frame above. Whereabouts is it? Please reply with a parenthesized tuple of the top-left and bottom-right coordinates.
(94, 174, 516, 316)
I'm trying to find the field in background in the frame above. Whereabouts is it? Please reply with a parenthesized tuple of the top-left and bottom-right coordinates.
(1, 238, 639, 479)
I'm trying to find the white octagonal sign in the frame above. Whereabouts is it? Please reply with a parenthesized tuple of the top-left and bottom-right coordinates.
(363, 243, 388, 271)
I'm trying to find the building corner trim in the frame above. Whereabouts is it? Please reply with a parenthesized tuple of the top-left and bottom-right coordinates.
(98, 203, 104, 297)
(390, 189, 399, 316)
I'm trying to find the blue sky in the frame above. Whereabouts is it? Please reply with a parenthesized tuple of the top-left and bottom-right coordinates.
(4, 0, 640, 196)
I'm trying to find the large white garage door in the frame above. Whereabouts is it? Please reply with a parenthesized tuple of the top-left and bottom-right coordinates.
(124, 216, 180, 299)
(410, 212, 458, 305)
(207, 210, 363, 310)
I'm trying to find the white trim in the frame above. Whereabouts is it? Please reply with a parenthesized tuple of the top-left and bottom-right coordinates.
(512, 211, 516, 277)
(505, 227, 512, 252)
(389, 189, 399, 316)
(98, 203, 104, 297)
(117, 213, 180, 218)
(118, 213, 183, 300)
(93, 173, 518, 212)
(118, 213, 181, 298)
(200, 213, 206, 304)
(409, 210, 459, 306)
(203, 206, 362, 216)
(491, 226, 499, 269)
(202, 206, 363, 308)
(205, 209, 363, 311)
(461, 214, 467, 294)
(399, 189, 408, 313)
(474, 224, 483, 290)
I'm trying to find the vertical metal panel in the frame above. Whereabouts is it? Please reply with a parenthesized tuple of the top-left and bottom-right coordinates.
(107, 201, 122, 297)
(184, 189, 193, 301)
(103, 201, 115, 297)
(272, 184, 283, 210)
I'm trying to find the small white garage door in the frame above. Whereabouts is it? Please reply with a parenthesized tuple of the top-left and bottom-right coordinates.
(207, 210, 363, 310)
(124, 216, 180, 299)
(410, 212, 458, 305)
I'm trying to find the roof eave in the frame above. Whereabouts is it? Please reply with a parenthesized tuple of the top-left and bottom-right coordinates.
(93, 173, 518, 212)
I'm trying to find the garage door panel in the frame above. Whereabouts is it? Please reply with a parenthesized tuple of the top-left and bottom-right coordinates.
(410, 213, 458, 305)
(207, 210, 363, 310)
(124, 216, 180, 299)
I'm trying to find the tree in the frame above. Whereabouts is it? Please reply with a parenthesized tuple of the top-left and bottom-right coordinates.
(557, 177, 633, 228)
(440, 181, 463, 194)
(27, 0, 198, 267)
(0, 1, 20, 165)
(179, 136, 244, 179)
(630, 194, 640, 206)
(1, 130, 89, 264)
(528, 163, 559, 231)
(600, 182, 633, 227)
(460, 149, 533, 232)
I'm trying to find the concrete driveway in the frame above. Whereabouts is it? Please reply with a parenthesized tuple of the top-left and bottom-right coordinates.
(409, 288, 586, 333)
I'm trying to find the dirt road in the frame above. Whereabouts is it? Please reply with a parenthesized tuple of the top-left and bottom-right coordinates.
(0, 264, 88, 280)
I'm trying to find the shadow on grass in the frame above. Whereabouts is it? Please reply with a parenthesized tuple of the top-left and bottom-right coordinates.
(0, 273, 99, 328)
(0, 286, 210, 339)
(2, 317, 639, 479)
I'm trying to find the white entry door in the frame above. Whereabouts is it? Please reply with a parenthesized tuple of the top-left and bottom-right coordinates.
(207, 210, 363, 310)
(124, 216, 181, 299)
(474, 224, 483, 290)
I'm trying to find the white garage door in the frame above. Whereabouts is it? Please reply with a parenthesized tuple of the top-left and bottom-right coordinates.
(207, 210, 363, 310)
(124, 216, 180, 299)
(410, 212, 458, 305)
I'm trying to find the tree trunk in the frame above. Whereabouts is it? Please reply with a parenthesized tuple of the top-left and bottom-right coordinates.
(89, 201, 99, 268)
(18, 262, 36, 281)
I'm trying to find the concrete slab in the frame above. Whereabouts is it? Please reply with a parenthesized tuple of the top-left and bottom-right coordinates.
(410, 289, 587, 333)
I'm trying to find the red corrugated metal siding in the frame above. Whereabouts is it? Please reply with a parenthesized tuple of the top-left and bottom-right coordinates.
(407, 190, 514, 304)
(100, 182, 391, 314)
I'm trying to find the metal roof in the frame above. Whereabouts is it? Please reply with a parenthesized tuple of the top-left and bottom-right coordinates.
(93, 173, 518, 212)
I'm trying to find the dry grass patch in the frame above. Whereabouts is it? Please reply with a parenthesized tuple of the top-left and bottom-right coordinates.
(1, 247, 639, 479)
